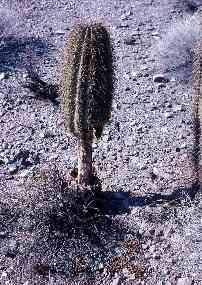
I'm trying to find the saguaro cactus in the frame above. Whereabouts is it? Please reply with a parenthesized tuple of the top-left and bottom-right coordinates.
(60, 23, 114, 186)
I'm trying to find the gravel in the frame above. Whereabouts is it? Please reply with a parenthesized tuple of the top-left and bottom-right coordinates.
(0, 0, 201, 284)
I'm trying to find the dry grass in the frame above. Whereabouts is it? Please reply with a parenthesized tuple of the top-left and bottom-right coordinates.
(151, 12, 201, 80)
(0, 165, 135, 284)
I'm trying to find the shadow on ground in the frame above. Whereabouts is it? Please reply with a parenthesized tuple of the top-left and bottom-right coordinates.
(0, 35, 50, 72)
(101, 182, 200, 215)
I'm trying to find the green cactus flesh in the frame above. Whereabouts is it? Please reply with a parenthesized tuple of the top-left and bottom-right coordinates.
(60, 23, 114, 140)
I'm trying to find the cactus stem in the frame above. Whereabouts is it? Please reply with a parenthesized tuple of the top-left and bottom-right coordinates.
(77, 131, 93, 186)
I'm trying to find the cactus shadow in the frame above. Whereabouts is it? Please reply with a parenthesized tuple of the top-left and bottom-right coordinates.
(129, 182, 200, 208)
(0, 35, 50, 72)
(97, 182, 200, 216)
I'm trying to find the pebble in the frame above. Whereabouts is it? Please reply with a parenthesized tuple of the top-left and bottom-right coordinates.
(0, 73, 5, 81)
(153, 74, 169, 83)
(18, 167, 34, 178)
(8, 240, 18, 252)
(55, 30, 65, 35)
(117, 23, 129, 28)
(177, 277, 192, 285)
(2, 142, 8, 150)
(164, 112, 173, 119)
(0, 231, 7, 238)
(8, 163, 18, 174)
(124, 36, 137, 45)
(152, 166, 159, 176)
(149, 245, 156, 254)
(39, 129, 55, 139)
(137, 126, 143, 133)
(1, 272, 7, 278)
(111, 276, 120, 285)
(173, 105, 183, 112)
(131, 71, 138, 78)
(157, 83, 166, 89)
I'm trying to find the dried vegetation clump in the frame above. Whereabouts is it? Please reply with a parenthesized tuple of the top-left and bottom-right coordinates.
(0, 166, 136, 284)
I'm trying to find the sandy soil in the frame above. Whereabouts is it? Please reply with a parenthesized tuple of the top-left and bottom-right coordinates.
(0, 0, 201, 284)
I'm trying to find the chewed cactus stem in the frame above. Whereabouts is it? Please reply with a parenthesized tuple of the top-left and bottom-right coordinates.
(60, 22, 114, 188)
(77, 131, 93, 185)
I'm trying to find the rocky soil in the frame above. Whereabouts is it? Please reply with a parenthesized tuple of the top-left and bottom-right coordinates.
(0, 0, 201, 284)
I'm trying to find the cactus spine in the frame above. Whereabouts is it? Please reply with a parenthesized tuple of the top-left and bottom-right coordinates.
(193, 41, 202, 185)
(60, 23, 114, 186)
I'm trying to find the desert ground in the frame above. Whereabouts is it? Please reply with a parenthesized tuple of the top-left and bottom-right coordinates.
(0, 0, 201, 284)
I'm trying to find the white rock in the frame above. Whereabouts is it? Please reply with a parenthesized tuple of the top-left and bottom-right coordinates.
(8, 163, 18, 174)
(55, 30, 65, 35)
(173, 105, 183, 112)
(0, 73, 5, 80)
(164, 112, 173, 119)
(177, 277, 192, 285)
(111, 277, 120, 285)
(1, 271, 7, 278)
(149, 244, 156, 254)
(131, 71, 138, 77)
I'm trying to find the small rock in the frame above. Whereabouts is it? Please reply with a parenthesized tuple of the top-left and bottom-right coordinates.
(137, 126, 143, 133)
(153, 74, 169, 83)
(19, 167, 34, 178)
(131, 71, 138, 78)
(144, 253, 150, 259)
(0, 231, 7, 238)
(124, 36, 137, 45)
(111, 276, 120, 285)
(8, 163, 18, 174)
(2, 142, 8, 150)
(173, 104, 183, 112)
(8, 240, 18, 251)
(153, 253, 160, 259)
(49, 153, 59, 160)
(0, 73, 5, 80)
(149, 245, 156, 254)
(122, 267, 129, 276)
(117, 23, 129, 28)
(55, 30, 65, 35)
(126, 137, 134, 146)
(157, 83, 166, 89)
(142, 243, 149, 250)
(128, 273, 138, 280)
(177, 277, 192, 285)
(151, 166, 159, 176)
(39, 129, 55, 139)
(164, 112, 173, 119)
(139, 163, 148, 170)
(1, 272, 7, 278)
(121, 10, 132, 21)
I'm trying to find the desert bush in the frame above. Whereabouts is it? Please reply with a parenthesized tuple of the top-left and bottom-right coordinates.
(151, 12, 201, 79)
(0, 166, 116, 284)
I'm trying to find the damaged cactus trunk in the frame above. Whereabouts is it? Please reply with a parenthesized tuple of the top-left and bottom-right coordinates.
(60, 23, 114, 186)
(77, 132, 93, 185)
